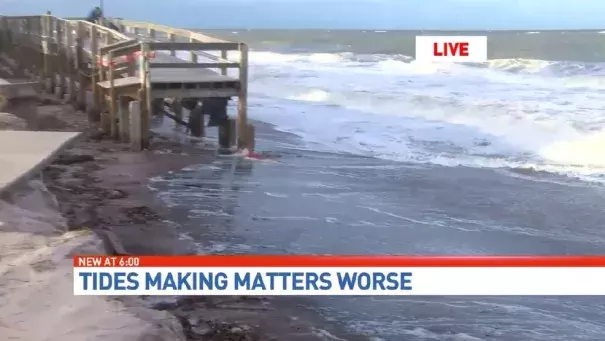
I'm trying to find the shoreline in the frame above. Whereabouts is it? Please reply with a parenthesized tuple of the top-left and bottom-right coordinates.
(0, 97, 369, 340)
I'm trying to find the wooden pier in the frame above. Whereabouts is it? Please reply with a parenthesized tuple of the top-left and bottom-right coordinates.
(0, 14, 254, 152)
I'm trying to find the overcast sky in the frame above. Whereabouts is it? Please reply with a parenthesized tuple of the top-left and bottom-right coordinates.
(3, 0, 604, 29)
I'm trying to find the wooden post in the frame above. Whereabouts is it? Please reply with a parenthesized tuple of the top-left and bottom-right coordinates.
(98, 34, 108, 84)
(220, 50, 227, 75)
(171, 100, 183, 130)
(189, 37, 198, 63)
(108, 50, 117, 139)
(55, 20, 64, 97)
(127, 49, 136, 76)
(227, 119, 236, 147)
(139, 44, 150, 149)
(119, 96, 131, 142)
(42, 15, 52, 93)
(65, 22, 76, 102)
(218, 119, 236, 150)
(129, 99, 141, 151)
(90, 25, 99, 109)
(186, 104, 204, 137)
(197, 104, 205, 138)
(237, 43, 251, 151)
(33, 18, 42, 77)
(23, 18, 32, 73)
(147, 26, 156, 108)
(75, 21, 86, 109)
(48, 16, 57, 92)
(169, 33, 176, 56)
(100, 111, 111, 134)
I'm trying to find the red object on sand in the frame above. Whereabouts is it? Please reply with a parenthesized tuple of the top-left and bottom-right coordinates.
(247, 152, 265, 159)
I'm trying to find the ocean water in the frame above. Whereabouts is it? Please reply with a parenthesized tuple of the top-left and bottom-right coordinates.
(150, 30, 605, 341)
(194, 29, 605, 183)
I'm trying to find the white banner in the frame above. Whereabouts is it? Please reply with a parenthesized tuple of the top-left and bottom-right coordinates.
(415, 36, 488, 63)
(74, 267, 605, 296)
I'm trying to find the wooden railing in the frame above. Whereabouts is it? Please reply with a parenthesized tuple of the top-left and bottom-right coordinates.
(109, 18, 247, 78)
(0, 15, 133, 104)
(0, 15, 248, 89)
(0, 14, 252, 151)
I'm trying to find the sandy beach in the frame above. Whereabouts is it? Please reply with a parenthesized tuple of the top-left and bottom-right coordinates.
(0, 94, 368, 341)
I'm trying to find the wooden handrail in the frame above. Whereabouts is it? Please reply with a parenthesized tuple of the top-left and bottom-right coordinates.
(0, 13, 253, 151)
(111, 19, 231, 43)
(65, 19, 130, 41)
(1, 14, 246, 79)
(148, 62, 240, 69)
(146, 41, 240, 51)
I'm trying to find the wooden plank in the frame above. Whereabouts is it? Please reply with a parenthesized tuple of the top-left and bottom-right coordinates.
(96, 76, 139, 89)
(99, 38, 138, 54)
(148, 68, 237, 83)
(147, 41, 240, 51)
(97, 70, 238, 88)
(116, 19, 230, 44)
(151, 88, 237, 99)
(104, 43, 140, 58)
(148, 62, 240, 69)
(72, 20, 130, 41)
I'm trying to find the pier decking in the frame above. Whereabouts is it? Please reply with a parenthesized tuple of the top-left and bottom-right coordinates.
(0, 14, 253, 152)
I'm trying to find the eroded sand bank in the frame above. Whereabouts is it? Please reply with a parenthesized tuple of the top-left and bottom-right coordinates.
(0, 179, 184, 341)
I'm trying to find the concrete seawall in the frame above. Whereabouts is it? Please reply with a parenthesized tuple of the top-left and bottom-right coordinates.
(0, 130, 81, 195)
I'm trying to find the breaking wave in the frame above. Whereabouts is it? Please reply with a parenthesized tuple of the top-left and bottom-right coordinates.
(178, 49, 605, 182)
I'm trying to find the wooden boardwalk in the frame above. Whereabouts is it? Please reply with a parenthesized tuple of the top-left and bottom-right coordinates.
(0, 15, 254, 152)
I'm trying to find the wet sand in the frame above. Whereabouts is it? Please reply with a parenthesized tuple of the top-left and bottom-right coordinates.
(0, 96, 367, 340)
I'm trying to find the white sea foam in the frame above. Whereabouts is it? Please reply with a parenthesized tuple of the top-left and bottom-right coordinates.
(174, 49, 605, 183)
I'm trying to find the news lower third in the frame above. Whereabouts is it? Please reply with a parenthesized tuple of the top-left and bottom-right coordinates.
(73, 256, 605, 296)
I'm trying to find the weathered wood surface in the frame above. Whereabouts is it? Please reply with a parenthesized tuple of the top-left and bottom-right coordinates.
(0, 14, 253, 151)
(95, 52, 238, 89)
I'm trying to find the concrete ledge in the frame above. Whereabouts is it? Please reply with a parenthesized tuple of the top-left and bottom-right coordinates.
(0, 81, 41, 99)
(0, 131, 82, 195)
